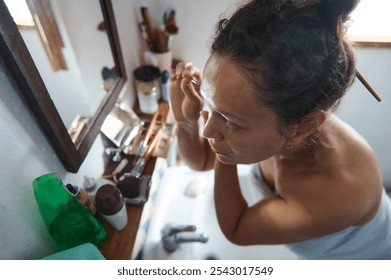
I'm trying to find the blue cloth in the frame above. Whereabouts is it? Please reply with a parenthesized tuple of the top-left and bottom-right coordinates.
(287, 190, 391, 260)
(41, 243, 105, 260)
(251, 164, 391, 260)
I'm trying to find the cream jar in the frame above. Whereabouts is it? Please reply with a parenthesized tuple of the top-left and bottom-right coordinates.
(95, 185, 128, 231)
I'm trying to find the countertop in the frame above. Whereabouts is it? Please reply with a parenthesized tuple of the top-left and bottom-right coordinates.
(99, 157, 157, 260)
(98, 102, 171, 259)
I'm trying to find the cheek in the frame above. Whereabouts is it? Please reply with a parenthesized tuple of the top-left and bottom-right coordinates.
(228, 130, 286, 162)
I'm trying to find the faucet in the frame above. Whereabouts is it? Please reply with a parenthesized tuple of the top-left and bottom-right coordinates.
(161, 224, 209, 253)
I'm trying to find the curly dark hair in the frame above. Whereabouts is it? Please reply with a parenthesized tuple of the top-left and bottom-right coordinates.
(211, 0, 359, 129)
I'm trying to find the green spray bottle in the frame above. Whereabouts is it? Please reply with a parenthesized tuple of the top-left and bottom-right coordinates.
(33, 173, 107, 250)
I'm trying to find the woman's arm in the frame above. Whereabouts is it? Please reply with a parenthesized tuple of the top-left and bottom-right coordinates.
(169, 62, 215, 171)
(214, 162, 248, 237)
(176, 121, 215, 171)
(214, 160, 368, 245)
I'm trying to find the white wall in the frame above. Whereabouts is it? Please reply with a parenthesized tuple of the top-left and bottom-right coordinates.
(130, 0, 239, 70)
(1, 56, 60, 259)
(0, 0, 390, 259)
(0, 54, 108, 259)
(337, 48, 391, 187)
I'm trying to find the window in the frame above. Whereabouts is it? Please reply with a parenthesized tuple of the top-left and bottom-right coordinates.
(4, 0, 34, 27)
(4, 0, 67, 70)
(348, 0, 391, 47)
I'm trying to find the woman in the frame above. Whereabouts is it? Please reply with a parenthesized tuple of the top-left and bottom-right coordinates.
(169, 0, 391, 259)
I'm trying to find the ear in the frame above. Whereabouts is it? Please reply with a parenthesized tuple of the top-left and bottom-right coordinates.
(291, 111, 327, 142)
(315, 110, 327, 129)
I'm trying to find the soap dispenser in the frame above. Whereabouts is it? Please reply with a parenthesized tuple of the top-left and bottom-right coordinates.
(33, 173, 107, 250)
(82, 175, 99, 202)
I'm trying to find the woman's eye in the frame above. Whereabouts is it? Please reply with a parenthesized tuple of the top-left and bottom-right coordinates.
(223, 118, 239, 129)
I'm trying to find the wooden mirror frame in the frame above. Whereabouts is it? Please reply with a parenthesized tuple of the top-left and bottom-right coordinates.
(0, 0, 126, 172)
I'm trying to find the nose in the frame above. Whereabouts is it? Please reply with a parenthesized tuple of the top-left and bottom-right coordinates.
(201, 111, 223, 141)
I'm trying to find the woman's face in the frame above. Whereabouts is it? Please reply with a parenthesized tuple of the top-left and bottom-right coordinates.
(201, 54, 289, 164)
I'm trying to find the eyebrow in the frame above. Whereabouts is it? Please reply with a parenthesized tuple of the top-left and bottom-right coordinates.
(201, 89, 246, 123)
(216, 109, 246, 123)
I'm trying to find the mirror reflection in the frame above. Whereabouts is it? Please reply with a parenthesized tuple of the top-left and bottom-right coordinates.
(5, 0, 117, 144)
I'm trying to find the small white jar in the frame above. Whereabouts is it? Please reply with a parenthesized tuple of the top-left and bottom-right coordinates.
(137, 83, 159, 114)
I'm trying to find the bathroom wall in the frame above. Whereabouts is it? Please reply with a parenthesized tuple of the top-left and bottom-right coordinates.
(0, 0, 390, 259)
(337, 48, 391, 187)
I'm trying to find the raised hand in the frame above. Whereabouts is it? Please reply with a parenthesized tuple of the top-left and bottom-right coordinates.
(169, 62, 203, 124)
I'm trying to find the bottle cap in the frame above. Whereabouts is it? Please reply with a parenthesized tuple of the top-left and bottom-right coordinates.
(66, 184, 80, 198)
(134, 65, 161, 82)
(161, 70, 169, 83)
(95, 185, 124, 216)
(83, 175, 97, 190)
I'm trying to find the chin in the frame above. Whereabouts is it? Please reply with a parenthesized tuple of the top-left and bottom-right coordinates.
(216, 154, 258, 165)
(215, 154, 236, 165)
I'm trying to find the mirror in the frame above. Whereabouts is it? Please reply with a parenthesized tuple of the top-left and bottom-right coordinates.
(0, 0, 126, 172)
(5, 0, 120, 133)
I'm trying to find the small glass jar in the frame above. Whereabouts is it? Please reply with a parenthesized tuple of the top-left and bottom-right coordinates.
(137, 83, 159, 114)
(134, 65, 161, 99)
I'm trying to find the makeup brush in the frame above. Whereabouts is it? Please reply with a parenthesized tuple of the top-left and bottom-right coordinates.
(164, 9, 179, 35)
(140, 7, 156, 51)
(154, 27, 168, 52)
(117, 129, 162, 199)
(137, 109, 160, 156)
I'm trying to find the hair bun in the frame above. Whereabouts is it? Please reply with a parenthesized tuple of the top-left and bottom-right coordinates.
(318, 0, 359, 27)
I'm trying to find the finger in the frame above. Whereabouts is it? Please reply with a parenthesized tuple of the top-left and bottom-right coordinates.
(186, 66, 202, 88)
(181, 77, 203, 104)
(170, 69, 177, 81)
(175, 61, 193, 77)
(180, 62, 198, 79)
(200, 110, 209, 125)
(175, 62, 184, 78)
(174, 61, 201, 78)
(189, 68, 203, 94)
(193, 68, 202, 81)
(184, 61, 194, 69)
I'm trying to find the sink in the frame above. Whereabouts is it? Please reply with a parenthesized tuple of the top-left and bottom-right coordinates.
(141, 165, 297, 260)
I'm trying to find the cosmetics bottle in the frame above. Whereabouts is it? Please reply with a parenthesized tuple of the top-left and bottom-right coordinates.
(161, 70, 170, 102)
(66, 183, 96, 215)
(95, 184, 128, 231)
(82, 175, 115, 204)
(137, 83, 159, 114)
(82, 175, 99, 202)
(33, 173, 107, 250)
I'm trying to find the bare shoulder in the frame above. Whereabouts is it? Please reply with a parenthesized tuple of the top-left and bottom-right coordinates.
(278, 116, 383, 234)
(326, 116, 383, 196)
(326, 117, 383, 224)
